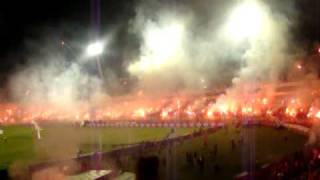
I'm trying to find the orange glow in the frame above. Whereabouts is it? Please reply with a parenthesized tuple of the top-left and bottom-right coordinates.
(262, 98, 268, 105)
(315, 111, 320, 119)
(285, 107, 297, 118)
(0, 81, 319, 125)
(161, 110, 169, 119)
(218, 104, 229, 114)
(296, 64, 302, 70)
(133, 108, 146, 119)
(206, 110, 213, 119)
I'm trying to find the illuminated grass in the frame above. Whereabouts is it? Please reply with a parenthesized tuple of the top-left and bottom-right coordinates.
(0, 125, 193, 170)
(0, 125, 306, 180)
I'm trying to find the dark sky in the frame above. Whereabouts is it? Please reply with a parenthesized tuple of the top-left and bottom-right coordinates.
(0, 0, 136, 78)
(294, 0, 320, 45)
(0, 0, 319, 76)
(0, 0, 134, 53)
(0, 1, 87, 52)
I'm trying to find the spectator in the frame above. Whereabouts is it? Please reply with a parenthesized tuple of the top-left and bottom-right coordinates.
(136, 156, 159, 180)
(214, 164, 220, 174)
(214, 144, 218, 156)
(186, 152, 193, 166)
(197, 155, 205, 171)
(231, 139, 236, 151)
(203, 132, 208, 148)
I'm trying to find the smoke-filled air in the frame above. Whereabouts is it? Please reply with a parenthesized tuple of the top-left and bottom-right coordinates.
(1, 0, 319, 125)
(2, 0, 320, 179)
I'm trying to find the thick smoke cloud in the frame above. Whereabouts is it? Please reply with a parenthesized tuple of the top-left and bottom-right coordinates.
(217, 0, 294, 103)
(8, 32, 106, 107)
(8, 0, 299, 104)
(128, 0, 296, 95)
(128, 0, 235, 93)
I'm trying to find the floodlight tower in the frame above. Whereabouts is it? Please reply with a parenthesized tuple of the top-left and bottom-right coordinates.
(86, 41, 105, 80)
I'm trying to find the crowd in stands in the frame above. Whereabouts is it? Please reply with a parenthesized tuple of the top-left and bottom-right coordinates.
(236, 146, 320, 180)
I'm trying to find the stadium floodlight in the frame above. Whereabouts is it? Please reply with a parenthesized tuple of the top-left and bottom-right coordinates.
(225, 0, 265, 41)
(86, 41, 105, 79)
(86, 41, 104, 57)
(128, 22, 184, 73)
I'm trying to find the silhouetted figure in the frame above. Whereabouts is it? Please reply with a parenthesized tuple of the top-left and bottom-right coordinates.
(238, 136, 244, 145)
(231, 139, 236, 151)
(197, 155, 205, 171)
(186, 152, 193, 166)
(137, 156, 159, 180)
(193, 152, 198, 165)
(214, 164, 221, 174)
(115, 157, 123, 170)
(0, 169, 8, 180)
(203, 132, 208, 148)
(214, 144, 218, 156)
(162, 156, 166, 166)
(185, 152, 188, 161)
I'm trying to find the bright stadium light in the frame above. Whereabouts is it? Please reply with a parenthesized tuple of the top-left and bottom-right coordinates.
(145, 23, 183, 61)
(128, 22, 185, 73)
(225, 0, 265, 41)
(86, 41, 104, 57)
(85, 41, 105, 79)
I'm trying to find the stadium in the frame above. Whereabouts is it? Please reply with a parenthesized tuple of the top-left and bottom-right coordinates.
(0, 80, 319, 179)
(0, 0, 320, 179)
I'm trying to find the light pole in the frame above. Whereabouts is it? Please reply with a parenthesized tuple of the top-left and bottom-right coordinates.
(86, 41, 105, 80)
(86, 41, 105, 154)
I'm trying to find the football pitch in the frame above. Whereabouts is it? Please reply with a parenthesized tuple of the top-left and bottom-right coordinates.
(0, 124, 306, 179)
(0, 125, 194, 170)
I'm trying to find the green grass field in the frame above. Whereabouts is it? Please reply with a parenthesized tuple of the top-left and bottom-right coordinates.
(167, 126, 306, 179)
(0, 125, 306, 179)
(0, 124, 194, 170)
(116, 126, 307, 180)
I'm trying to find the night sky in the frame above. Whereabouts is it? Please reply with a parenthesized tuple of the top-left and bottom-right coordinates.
(0, 0, 319, 78)
(0, 0, 136, 82)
